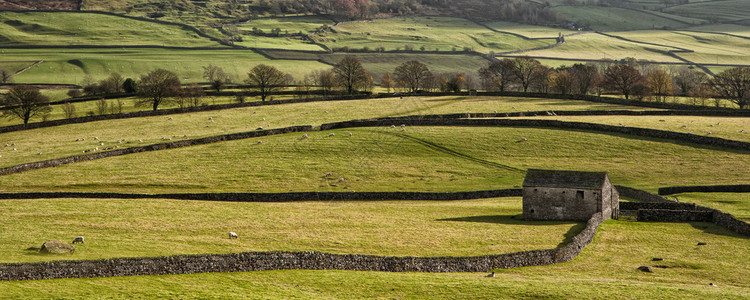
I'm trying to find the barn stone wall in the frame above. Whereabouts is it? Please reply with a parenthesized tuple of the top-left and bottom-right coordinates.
(523, 187, 600, 221)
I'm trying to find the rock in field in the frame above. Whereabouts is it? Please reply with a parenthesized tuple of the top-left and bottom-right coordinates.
(39, 240, 75, 254)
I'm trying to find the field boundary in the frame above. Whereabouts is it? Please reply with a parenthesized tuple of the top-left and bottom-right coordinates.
(0, 189, 522, 202)
(2, 117, 749, 177)
(658, 185, 750, 195)
(2, 91, 748, 135)
(0, 212, 602, 281)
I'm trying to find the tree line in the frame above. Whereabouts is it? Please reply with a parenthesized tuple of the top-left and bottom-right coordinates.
(2, 55, 749, 125)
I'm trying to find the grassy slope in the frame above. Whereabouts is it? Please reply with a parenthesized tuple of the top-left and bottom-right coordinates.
(0, 96, 647, 168)
(233, 35, 324, 51)
(1, 126, 748, 193)
(517, 115, 750, 143)
(0, 219, 748, 299)
(0, 12, 220, 47)
(676, 193, 750, 221)
(664, 0, 750, 22)
(507, 33, 680, 62)
(688, 23, 750, 38)
(550, 6, 699, 31)
(483, 21, 576, 38)
(611, 30, 750, 65)
(312, 17, 554, 53)
(0, 48, 329, 84)
(239, 16, 334, 34)
(0, 197, 576, 263)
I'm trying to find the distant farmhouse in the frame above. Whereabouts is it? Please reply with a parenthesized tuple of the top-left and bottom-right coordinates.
(522, 169, 619, 221)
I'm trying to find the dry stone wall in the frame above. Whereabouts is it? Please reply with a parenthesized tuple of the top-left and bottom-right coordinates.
(658, 185, 750, 195)
(0, 213, 603, 281)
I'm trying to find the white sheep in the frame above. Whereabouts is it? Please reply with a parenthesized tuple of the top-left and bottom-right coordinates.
(329, 133, 335, 137)
(348, 132, 352, 136)
(72, 236, 84, 244)
(257, 140, 263, 144)
(228, 232, 238, 239)
(302, 134, 309, 138)
(167, 117, 173, 120)
(390, 125, 396, 128)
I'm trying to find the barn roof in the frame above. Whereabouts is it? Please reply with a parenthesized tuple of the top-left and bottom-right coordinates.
(522, 169, 609, 189)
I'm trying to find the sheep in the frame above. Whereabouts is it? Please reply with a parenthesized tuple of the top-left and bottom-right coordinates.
(486, 272, 495, 278)
(348, 132, 352, 136)
(256, 127, 263, 130)
(707, 131, 712, 135)
(680, 125, 687, 128)
(257, 140, 263, 144)
(401, 128, 406, 132)
(167, 117, 173, 120)
(11, 142, 15, 146)
(37, 152, 42, 155)
(740, 130, 745, 133)
(262, 118, 266, 121)
(99, 142, 104, 146)
(325, 172, 332, 177)
(72, 236, 84, 244)
(302, 134, 309, 139)
(208, 117, 213, 120)
(228, 232, 238, 239)
(94, 137, 99, 140)
(329, 133, 335, 137)
(391, 125, 396, 128)
(138, 139, 143, 142)
(517, 137, 527, 142)
(338, 178, 345, 182)
(400, 124, 406, 127)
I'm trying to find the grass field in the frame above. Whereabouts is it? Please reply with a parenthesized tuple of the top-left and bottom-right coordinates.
(0, 197, 577, 263)
(688, 23, 750, 38)
(506, 32, 681, 62)
(675, 193, 750, 221)
(550, 6, 701, 31)
(664, 0, 750, 22)
(0, 96, 649, 167)
(0, 48, 330, 84)
(0, 219, 747, 298)
(1, 125, 748, 193)
(611, 30, 750, 66)
(516, 115, 750, 143)
(239, 16, 335, 34)
(233, 34, 325, 51)
(312, 17, 554, 54)
(483, 21, 575, 39)
(0, 12, 221, 47)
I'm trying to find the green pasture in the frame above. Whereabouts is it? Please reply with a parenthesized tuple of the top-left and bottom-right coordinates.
(312, 17, 554, 54)
(320, 53, 490, 81)
(506, 32, 681, 63)
(483, 21, 575, 39)
(0, 197, 576, 263)
(664, 0, 750, 22)
(675, 193, 750, 221)
(0, 219, 748, 298)
(239, 16, 335, 34)
(550, 6, 701, 31)
(0, 96, 649, 167)
(611, 30, 750, 66)
(0, 48, 329, 84)
(0, 11, 221, 47)
(1, 125, 748, 194)
(689, 23, 750, 38)
(233, 35, 325, 51)
(518, 114, 750, 143)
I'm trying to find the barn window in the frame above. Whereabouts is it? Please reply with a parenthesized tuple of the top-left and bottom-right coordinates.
(576, 190, 584, 200)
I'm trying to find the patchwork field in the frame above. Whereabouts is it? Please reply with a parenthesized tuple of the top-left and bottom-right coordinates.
(550, 6, 705, 31)
(312, 17, 554, 53)
(0, 48, 329, 84)
(0, 11, 221, 47)
(664, 0, 750, 23)
(610, 30, 750, 66)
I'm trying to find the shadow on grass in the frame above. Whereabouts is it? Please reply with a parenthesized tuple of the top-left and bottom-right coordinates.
(437, 214, 586, 247)
(689, 222, 749, 239)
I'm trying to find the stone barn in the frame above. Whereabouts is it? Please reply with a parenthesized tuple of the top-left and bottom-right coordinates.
(522, 169, 619, 221)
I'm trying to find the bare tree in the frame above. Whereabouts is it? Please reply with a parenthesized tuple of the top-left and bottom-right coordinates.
(203, 64, 231, 92)
(62, 102, 76, 119)
(570, 63, 598, 95)
(381, 72, 393, 93)
(645, 69, 673, 102)
(1, 85, 51, 124)
(672, 67, 706, 96)
(245, 64, 287, 101)
(478, 59, 515, 92)
(551, 68, 574, 95)
(0, 68, 12, 84)
(318, 70, 336, 95)
(710, 67, 750, 109)
(333, 55, 370, 94)
(394, 60, 431, 93)
(603, 64, 643, 99)
(137, 69, 181, 111)
(510, 57, 542, 92)
(178, 83, 206, 108)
